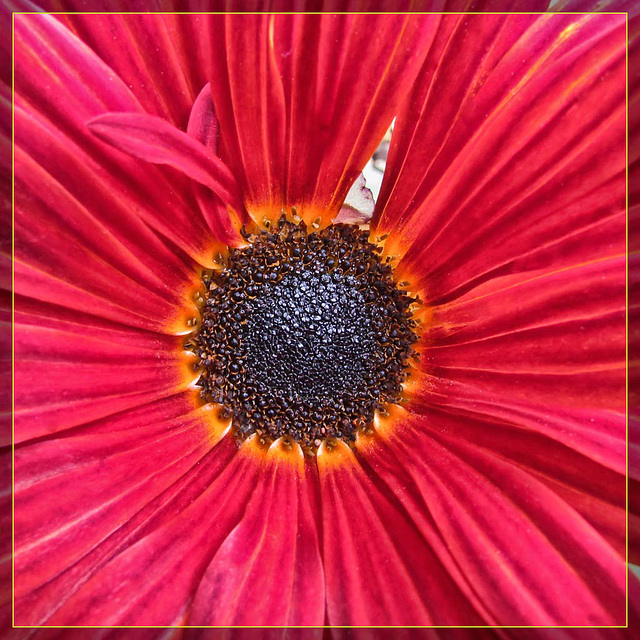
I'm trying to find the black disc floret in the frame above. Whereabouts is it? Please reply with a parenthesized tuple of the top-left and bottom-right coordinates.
(190, 215, 419, 453)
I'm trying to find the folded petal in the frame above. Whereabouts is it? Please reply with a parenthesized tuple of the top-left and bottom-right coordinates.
(88, 112, 245, 217)
(366, 416, 626, 625)
(14, 13, 225, 266)
(186, 83, 246, 247)
(317, 440, 483, 625)
(375, 14, 626, 302)
(189, 439, 324, 626)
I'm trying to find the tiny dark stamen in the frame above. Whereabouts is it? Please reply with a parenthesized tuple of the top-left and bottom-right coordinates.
(192, 216, 419, 453)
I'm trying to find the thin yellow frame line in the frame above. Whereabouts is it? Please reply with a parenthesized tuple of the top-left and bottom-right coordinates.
(11, 7, 15, 632)
(13, 10, 630, 14)
(10, 9, 631, 630)
(625, 9, 630, 630)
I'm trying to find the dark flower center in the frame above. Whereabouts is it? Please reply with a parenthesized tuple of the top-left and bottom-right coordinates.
(191, 215, 419, 453)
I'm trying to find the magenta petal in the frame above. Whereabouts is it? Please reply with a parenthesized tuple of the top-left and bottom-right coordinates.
(317, 441, 482, 625)
(189, 442, 324, 626)
(14, 305, 196, 442)
(88, 112, 245, 215)
(55, 13, 201, 126)
(15, 420, 237, 626)
(413, 256, 626, 474)
(31, 442, 260, 626)
(422, 257, 626, 411)
(375, 418, 626, 625)
(14, 394, 216, 608)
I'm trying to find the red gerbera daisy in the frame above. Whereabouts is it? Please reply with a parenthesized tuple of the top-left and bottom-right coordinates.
(6, 0, 638, 629)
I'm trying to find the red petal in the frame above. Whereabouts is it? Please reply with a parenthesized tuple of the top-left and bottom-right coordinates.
(189, 440, 324, 626)
(368, 417, 626, 625)
(375, 14, 626, 301)
(420, 256, 626, 411)
(14, 394, 226, 608)
(207, 14, 440, 221)
(14, 13, 221, 265)
(14, 303, 198, 442)
(55, 13, 199, 126)
(88, 112, 245, 216)
(18, 436, 258, 626)
(14, 138, 198, 330)
(317, 440, 483, 625)
(410, 256, 626, 474)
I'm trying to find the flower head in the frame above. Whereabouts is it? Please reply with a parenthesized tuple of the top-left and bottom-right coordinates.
(10, 4, 636, 628)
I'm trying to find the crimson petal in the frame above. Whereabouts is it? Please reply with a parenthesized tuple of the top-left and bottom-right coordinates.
(410, 256, 626, 473)
(375, 13, 625, 302)
(14, 302, 198, 443)
(189, 441, 324, 626)
(366, 417, 626, 625)
(25, 439, 260, 626)
(207, 14, 440, 222)
(88, 112, 245, 217)
(317, 441, 483, 625)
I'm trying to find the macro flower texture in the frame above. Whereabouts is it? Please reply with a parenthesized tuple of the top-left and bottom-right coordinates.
(7, 0, 637, 630)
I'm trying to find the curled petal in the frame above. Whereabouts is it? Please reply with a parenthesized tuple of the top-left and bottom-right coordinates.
(88, 112, 245, 216)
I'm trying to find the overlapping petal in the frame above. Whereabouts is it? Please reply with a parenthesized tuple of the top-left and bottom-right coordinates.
(9, 4, 634, 630)
(317, 441, 484, 625)
(205, 14, 441, 222)
(88, 112, 245, 220)
(13, 302, 199, 443)
(13, 12, 230, 269)
(189, 441, 324, 626)
(15, 411, 236, 626)
(374, 13, 626, 302)
(359, 415, 627, 625)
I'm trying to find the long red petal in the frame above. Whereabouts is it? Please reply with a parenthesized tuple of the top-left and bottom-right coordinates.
(19, 437, 259, 626)
(206, 14, 440, 223)
(317, 441, 483, 625)
(420, 257, 626, 411)
(189, 440, 324, 626)
(56, 12, 199, 126)
(375, 14, 626, 302)
(408, 255, 626, 476)
(13, 393, 227, 615)
(365, 416, 626, 625)
(13, 303, 198, 443)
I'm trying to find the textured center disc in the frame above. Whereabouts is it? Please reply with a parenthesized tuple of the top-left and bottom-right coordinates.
(191, 216, 419, 453)
(243, 271, 374, 401)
